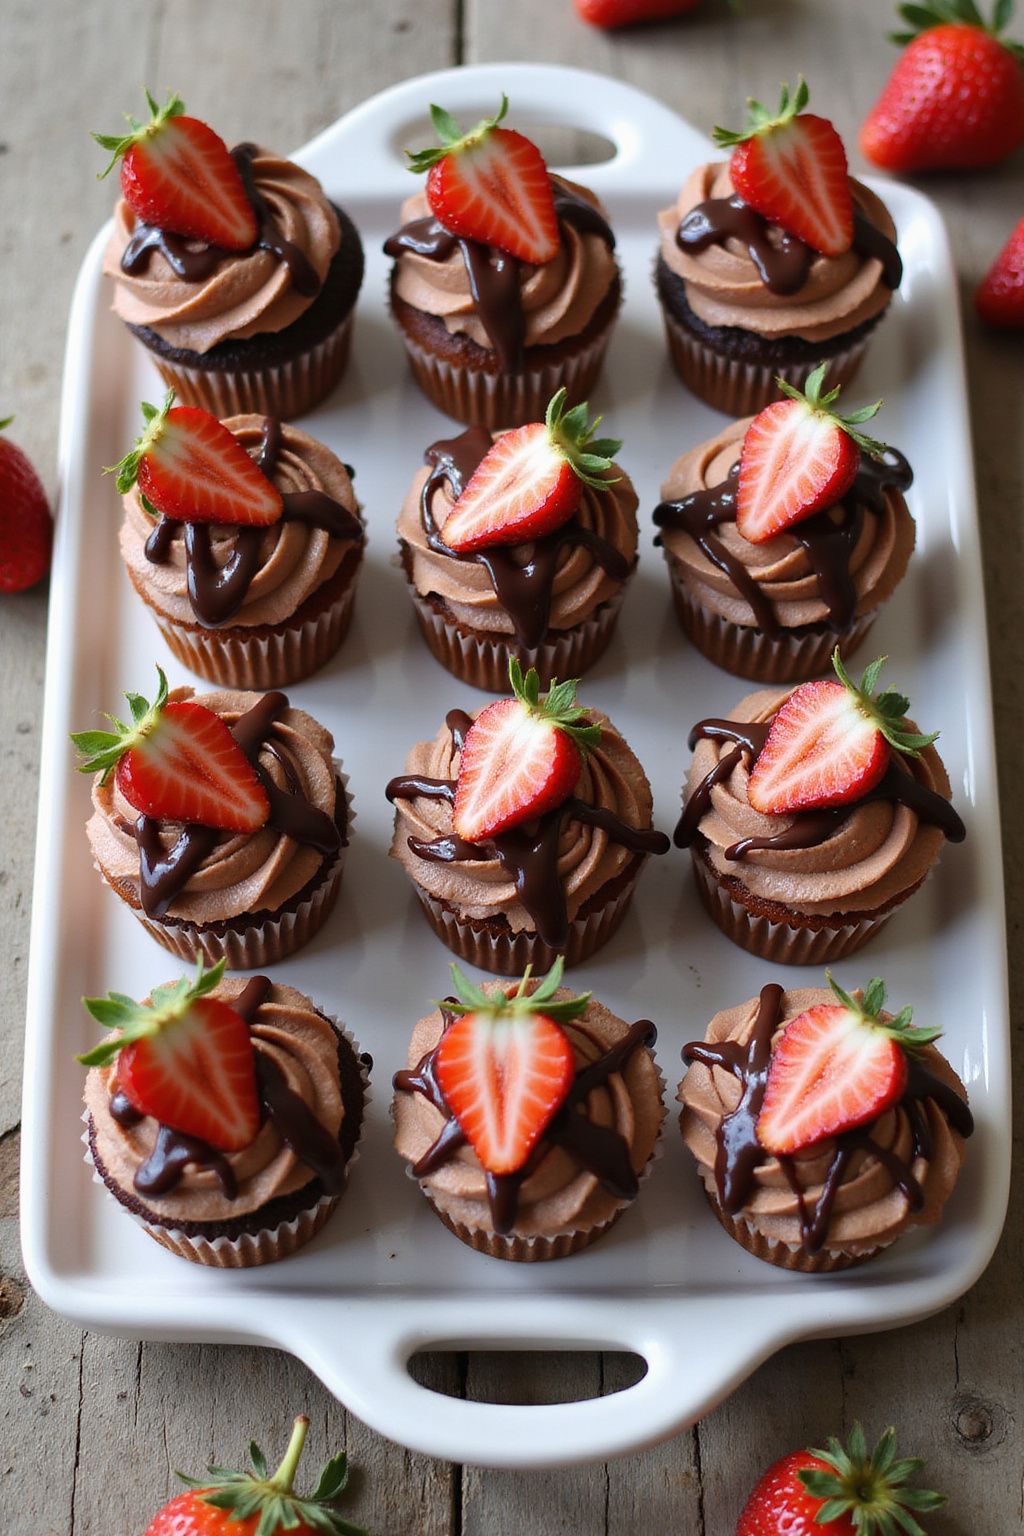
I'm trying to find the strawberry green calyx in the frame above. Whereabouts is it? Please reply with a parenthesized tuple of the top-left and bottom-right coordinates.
(407, 94, 510, 172)
(93, 88, 186, 179)
(508, 658, 602, 754)
(775, 363, 890, 460)
(445, 956, 592, 1025)
(826, 972, 943, 1052)
(544, 388, 622, 491)
(178, 1414, 367, 1536)
(0, 416, 13, 432)
(70, 665, 170, 783)
(712, 76, 812, 148)
(798, 1421, 946, 1535)
(891, 0, 1024, 58)
(831, 648, 940, 757)
(78, 957, 227, 1067)
(107, 389, 175, 496)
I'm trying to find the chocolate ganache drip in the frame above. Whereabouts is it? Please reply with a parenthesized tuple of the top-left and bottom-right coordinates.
(386, 710, 669, 946)
(143, 417, 363, 628)
(683, 983, 973, 1254)
(133, 689, 341, 919)
(417, 427, 631, 649)
(384, 177, 616, 372)
(122, 143, 322, 295)
(395, 1001, 655, 1233)
(674, 715, 966, 853)
(653, 449, 914, 637)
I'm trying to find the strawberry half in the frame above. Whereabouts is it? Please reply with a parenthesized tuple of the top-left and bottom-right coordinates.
(435, 958, 587, 1176)
(110, 391, 283, 527)
(94, 90, 257, 250)
(452, 659, 601, 842)
(441, 389, 622, 553)
(71, 667, 270, 833)
(79, 959, 260, 1151)
(714, 78, 854, 258)
(736, 364, 889, 544)
(756, 974, 941, 1156)
(407, 95, 560, 265)
(746, 649, 939, 816)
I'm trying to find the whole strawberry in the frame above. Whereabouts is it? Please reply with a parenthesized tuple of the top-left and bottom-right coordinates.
(737, 1422, 944, 1535)
(0, 416, 52, 593)
(861, 0, 1024, 172)
(574, 0, 703, 27)
(976, 213, 1024, 324)
(145, 1414, 365, 1536)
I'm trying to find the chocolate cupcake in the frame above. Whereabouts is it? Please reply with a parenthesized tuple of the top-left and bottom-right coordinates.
(98, 95, 363, 419)
(386, 663, 670, 975)
(679, 977, 973, 1272)
(75, 677, 349, 969)
(393, 960, 665, 1260)
(675, 658, 966, 964)
(398, 392, 638, 691)
(117, 403, 365, 689)
(653, 404, 915, 683)
(80, 965, 368, 1267)
(655, 85, 901, 415)
(385, 97, 621, 427)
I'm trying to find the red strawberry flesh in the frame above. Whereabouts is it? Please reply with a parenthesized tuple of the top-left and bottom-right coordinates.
(747, 679, 890, 815)
(736, 396, 861, 544)
(441, 424, 582, 552)
(137, 405, 282, 526)
(729, 110, 853, 257)
(452, 698, 583, 842)
(115, 700, 270, 832)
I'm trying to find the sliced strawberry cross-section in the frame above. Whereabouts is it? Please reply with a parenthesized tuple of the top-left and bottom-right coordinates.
(79, 958, 261, 1151)
(407, 94, 560, 265)
(714, 78, 854, 258)
(94, 89, 257, 250)
(736, 363, 890, 545)
(71, 666, 270, 833)
(109, 390, 283, 527)
(452, 659, 601, 843)
(746, 649, 939, 817)
(435, 957, 588, 1178)
(441, 388, 622, 553)
(756, 973, 941, 1156)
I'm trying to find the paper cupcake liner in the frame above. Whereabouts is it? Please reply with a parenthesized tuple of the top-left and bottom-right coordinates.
(701, 1184, 884, 1274)
(407, 579, 627, 693)
(690, 845, 892, 966)
(146, 308, 355, 422)
(664, 554, 877, 684)
(661, 305, 870, 416)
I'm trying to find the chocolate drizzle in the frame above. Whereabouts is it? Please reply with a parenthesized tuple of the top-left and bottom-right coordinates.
(132, 689, 340, 919)
(683, 983, 973, 1254)
(417, 427, 630, 648)
(143, 416, 363, 628)
(384, 176, 616, 372)
(122, 143, 322, 296)
(653, 448, 914, 636)
(395, 1004, 655, 1233)
(386, 711, 669, 946)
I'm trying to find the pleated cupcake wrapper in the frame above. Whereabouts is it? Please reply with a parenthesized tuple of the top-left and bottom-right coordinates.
(408, 580, 626, 693)
(664, 554, 877, 685)
(80, 1018, 371, 1269)
(660, 305, 870, 417)
(150, 578, 359, 691)
(103, 769, 352, 971)
(146, 308, 355, 422)
(690, 844, 892, 966)
(700, 1183, 885, 1274)
(396, 315, 615, 430)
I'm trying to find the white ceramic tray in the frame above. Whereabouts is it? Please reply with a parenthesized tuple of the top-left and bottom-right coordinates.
(22, 63, 1010, 1469)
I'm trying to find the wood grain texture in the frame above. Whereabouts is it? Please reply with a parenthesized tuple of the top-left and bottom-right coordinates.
(2, 0, 1022, 1529)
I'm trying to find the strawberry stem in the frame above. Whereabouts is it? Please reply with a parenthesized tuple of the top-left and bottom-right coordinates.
(712, 76, 811, 148)
(891, 0, 1024, 58)
(93, 88, 186, 179)
(269, 1415, 309, 1494)
(406, 94, 511, 173)
(831, 648, 940, 757)
(70, 665, 171, 783)
(78, 957, 228, 1067)
(825, 971, 943, 1051)
(507, 658, 602, 754)
(775, 363, 891, 459)
(544, 388, 622, 490)
(443, 955, 592, 1024)
(798, 1421, 945, 1534)
(106, 390, 176, 496)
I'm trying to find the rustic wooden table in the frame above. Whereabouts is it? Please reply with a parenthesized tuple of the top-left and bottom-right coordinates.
(2, 1, 1021, 1530)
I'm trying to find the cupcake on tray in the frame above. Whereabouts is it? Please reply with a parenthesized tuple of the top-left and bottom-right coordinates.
(399, 388, 638, 691)
(679, 973, 973, 1272)
(385, 95, 621, 427)
(386, 661, 670, 975)
(97, 90, 364, 419)
(656, 80, 902, 415)
(675, 652, 966, 964)
(393, 958, 665, 1260)
(113, 393, 365, 689)
(80, 960, 368, 1267)
(72, 671, 349, 968)
(653, 367, 914, 682)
